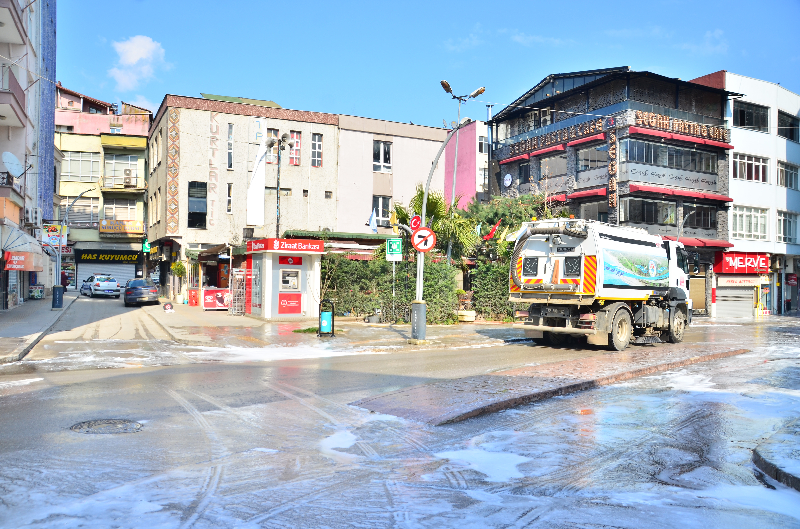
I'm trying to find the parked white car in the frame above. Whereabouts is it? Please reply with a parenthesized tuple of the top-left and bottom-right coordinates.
(80, 275, 121, 298)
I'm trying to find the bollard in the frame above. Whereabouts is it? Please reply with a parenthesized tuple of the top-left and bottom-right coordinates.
(51, 285, 64, 310)
(411, 300, 426, 341)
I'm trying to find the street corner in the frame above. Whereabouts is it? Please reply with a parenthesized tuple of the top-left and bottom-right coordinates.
(753, 419, 800, 493)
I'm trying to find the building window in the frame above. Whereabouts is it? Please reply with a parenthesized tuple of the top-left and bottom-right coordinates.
(226, 183, 232, 213)
(311, 133, 322, 168)
(683, 203, 717, 229)
(580, 201, 608, 222)
(104, 154, 138, 186)
(731, 206, 768, 240)
(67, 100, 73, 107)
(303, 189, 308, 197)
(103, 198, 136, 221)
(519, 162, 530, 185)
(778, 211, 798, 243)
(188, 181, 207, 229)
(265, 187, 291, 196)
(481, 167, 489, 192)
(778, 112, 799, 142)
(110, 126, 122, 134)
(227, 124, 234, 169)
(620, 198, 676, 225)
(266, 128, 278, 163)
(156, 187, 161, 222)
(373, 195, 391, 227)
(60, 197, 99, 223)
(577, 144, 609, 171)
(325, 191, 333, 199)
(373, 140, 392, 173)
(55, 125, 73, 132)
(623, 139, 717, 173)
(540, 153, 567, 178)
(478, 136, 489, 154)
(61, 151, 101, 182)
(289, 131, 301, 166)
(733, 153, 769, 183)
(778, 162, 799, 190)
(733, 101, 769, 133)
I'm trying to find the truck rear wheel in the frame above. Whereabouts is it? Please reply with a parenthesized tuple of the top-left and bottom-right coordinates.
(544, 332, 567, 346)
(668, 309, 686, 343)
(609, 310, 631, 351)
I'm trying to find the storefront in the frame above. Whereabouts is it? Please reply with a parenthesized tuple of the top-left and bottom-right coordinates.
(1, 226, 45, 309)
(713, 251, 769, 318)
(187, 244, 233, 310)
(245, 238, 323, 320)
(74, 247, 141, 287)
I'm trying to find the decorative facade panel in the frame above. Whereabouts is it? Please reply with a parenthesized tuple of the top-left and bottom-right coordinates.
(166, 108, 180, 235)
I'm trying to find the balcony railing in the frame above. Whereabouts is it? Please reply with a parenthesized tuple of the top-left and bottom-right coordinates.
(0, 171, 21, 193)
(103, 175, 141, 188)
(0, 66, 25, 109)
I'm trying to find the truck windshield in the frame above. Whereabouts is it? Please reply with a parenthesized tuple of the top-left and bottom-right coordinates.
(677, 250, 690, 274)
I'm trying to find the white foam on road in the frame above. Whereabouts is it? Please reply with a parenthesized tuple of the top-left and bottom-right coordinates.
(435, 448, 531, 482)
(0, 378, 43, 390)
(319, 430, 361, 462)
(184, 343, 390, 363)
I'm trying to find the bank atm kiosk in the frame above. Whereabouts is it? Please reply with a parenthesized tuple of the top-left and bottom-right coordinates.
(244, 238, 324, 320)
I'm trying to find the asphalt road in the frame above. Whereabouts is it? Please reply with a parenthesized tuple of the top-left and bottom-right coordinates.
(0, 304, 798, 528)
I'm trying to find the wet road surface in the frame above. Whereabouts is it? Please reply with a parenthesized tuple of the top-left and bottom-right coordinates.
(0, 303, 799, 528)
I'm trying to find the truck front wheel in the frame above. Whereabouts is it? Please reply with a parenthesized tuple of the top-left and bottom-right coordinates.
(609, 310, 632, 351)
(668, 309, 686, 343)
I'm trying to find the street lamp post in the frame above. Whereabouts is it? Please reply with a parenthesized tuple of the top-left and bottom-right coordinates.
(53, 188, 96, 309)
(266, 133, 295, 239)
(440, 80, 485, 262)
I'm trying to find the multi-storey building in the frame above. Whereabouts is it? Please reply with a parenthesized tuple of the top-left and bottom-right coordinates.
(0, 0, 56, 309)
(691, 71, 800, 316)
(54, 85, 150, 288)
(443, 120, 491, 208)
(489, 67, 739, 313)
(146, 94, 447, 306)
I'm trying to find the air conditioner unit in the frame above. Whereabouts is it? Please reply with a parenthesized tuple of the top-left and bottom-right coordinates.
(124, 169, 132, 177)
(24, 207, 31, 223)
(123, 176, 133, 186)
(33, 207, 41, 226)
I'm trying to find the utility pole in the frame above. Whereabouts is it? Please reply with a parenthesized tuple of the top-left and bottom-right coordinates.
(266, 134, 295, 239)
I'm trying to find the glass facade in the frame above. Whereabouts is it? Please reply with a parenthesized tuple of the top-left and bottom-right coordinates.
(623, 139, 717, 173)
(620, 198, 676, 225)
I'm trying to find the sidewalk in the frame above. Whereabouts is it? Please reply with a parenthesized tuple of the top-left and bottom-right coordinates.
(0, 290, 80, 363)
(753, 419, 800, 492)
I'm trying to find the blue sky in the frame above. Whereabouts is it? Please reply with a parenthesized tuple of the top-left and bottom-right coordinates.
(57, 0, 799, 127)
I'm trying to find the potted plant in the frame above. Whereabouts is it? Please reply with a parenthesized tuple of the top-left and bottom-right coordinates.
(171, 261, 187, 304)
(456, 289, 476, 322)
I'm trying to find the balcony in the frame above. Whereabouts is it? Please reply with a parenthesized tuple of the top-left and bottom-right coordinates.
(0, 0, 26, 46)
(0, 170, 23, 206)
(0, 66, 25, 127)
(101, 174, 145, 193)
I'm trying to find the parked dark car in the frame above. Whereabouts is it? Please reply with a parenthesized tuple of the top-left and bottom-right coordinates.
(123, 278, 159, 307)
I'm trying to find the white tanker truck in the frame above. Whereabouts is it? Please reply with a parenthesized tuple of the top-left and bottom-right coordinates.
(508, 218, 692, 350)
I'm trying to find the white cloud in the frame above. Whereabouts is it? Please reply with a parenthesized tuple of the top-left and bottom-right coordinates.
(678, 29, 728, 55)
(444, 32, 483, 52)
(125, 94, 157, 112)
(108, 35, 167, 92)
(511, 32, 570, 46)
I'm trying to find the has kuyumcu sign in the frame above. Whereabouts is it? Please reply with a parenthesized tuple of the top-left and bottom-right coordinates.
(246, 238, 324, 253)
(713, 252, 769, 274)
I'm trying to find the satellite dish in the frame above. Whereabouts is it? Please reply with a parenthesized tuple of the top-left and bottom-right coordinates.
(2, 152, 23, 178)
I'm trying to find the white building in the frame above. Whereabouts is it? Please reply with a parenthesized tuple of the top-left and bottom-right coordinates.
(692, 70, 800, 315)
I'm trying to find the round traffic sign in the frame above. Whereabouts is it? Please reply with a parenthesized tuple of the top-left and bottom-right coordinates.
(410, 215, 422, 230)
(411, 227, 437, 253)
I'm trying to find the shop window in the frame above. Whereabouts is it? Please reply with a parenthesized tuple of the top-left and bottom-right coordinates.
(372, 195, 391, 227)
(311, 133, 322, 167)
(373, 140, 392, 173)
(289, 131, 301, 166)
(227, 124, 234, 169)
(581, 201, 608, 222)
(778, 211, 797, 243)
(325, 191, 333, 199)
(104, 198, 136, 220)
(540, 153, 567, 178)
(266, 128, 278, 163)
(778, 162, 799, 190)
(623, 139, 717, 173)
(733, 100, 769, 133)
(731, 205, 768, 240)
(620, 198, 676, 226)
(733, 153, 769, 183)
(577, 144, 608, 171)
(61, 151, 101, 182)
(519, 162, 530, 185)
(280, 269, 300, 291)
(189, 262, 200, 288)
(683, 203, 717, 229)
(188, 181, 207, 229)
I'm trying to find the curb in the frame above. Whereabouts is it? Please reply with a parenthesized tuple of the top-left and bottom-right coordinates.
(752, 420, 800, 493)
(142, 307, 200, 346)
(0, 295, 80, 364)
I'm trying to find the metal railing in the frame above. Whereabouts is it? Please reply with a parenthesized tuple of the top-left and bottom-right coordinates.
(103, 175, 140, 188)
(0, 171, 22, 193)
(0, 66, 25, 109)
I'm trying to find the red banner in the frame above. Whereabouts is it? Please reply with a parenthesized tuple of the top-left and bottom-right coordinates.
(278, 256, 303, 265)
(278, 293, 302, 314)
(245, 255, 252, 314)
(787, 273, 798, 287)
(247, 238, 323, 253)
(714, 252, 769, 274)
(4, 252, 43, 271)
(202, 288, 230, 310)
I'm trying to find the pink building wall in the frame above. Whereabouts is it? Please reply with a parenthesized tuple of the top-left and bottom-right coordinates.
(55, 109, 150, 136)
(443, 120, 477, 210)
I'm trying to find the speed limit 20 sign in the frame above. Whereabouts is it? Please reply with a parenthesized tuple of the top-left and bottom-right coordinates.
(411, 227, 437, 253)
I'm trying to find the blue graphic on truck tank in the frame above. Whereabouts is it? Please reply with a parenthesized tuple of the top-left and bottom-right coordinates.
(602, 249, 668, 288)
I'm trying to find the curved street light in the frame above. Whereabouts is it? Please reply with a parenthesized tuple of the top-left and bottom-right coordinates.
(53, 187, 97, 308)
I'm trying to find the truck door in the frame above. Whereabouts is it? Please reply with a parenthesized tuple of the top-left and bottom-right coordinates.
(668, 241, 690, 299)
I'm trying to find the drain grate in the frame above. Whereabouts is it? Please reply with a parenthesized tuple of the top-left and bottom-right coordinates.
(70, 419, 143, 434)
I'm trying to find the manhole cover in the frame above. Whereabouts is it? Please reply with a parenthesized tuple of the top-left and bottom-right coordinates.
(70, 419, 143, 434)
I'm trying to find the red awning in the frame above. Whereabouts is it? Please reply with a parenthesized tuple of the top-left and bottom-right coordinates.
(660, 235, 734, 248)
(548, 194, 567, 202)
(628, 183, 733, 202)
(703, 139, 734, 149)
(698, 238, 734, 247)
(499, 153, 530, 165)
(629, 126, 672, 139)
(669, 132, 706, 144)
(566, 187, 607, 199)
(529, 144, 566, 157)
(566, 133, 605, 147)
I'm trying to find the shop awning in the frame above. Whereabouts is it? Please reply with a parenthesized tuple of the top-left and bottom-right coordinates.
(628, 184, 733, 202)
(499, 153, 530, 165)
(529, 144, 566, 157)
(548, 194, 567, 202)
(1, 225, 43, 256)
(566, 187, 607, 200)
(629, 126, 672, 140)
(661, 235, 734, 248)
(566, 133, 605, 147)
